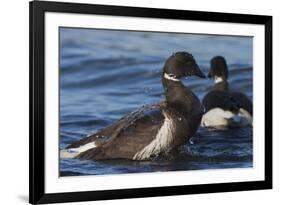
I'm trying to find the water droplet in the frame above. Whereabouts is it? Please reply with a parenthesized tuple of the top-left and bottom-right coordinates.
(187, 146, 192, 153)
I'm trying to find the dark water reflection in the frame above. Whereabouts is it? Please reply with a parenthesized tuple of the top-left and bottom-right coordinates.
(59, 28, 253, 176)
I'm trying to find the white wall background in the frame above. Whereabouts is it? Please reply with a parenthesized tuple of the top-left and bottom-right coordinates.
(0, 0, 279, 204)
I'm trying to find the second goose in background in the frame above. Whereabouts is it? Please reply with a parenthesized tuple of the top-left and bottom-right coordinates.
(201, 56, 253, 129)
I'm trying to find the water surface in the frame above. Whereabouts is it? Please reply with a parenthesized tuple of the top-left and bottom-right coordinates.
(59, 28, 253, 176)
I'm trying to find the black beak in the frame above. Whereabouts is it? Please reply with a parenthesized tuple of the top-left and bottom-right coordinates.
(194, 66, 206, 78)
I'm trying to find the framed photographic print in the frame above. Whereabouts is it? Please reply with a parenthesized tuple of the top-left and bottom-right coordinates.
(29, 0, 272, 204)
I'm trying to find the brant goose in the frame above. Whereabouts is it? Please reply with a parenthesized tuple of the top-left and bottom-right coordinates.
(61, 52, 205, 161)
(201, 56, 253, 128)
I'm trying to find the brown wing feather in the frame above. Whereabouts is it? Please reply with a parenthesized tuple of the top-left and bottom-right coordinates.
(66, 122, 120, 149)
(67, 102, 166, 160)
(231, 92, 253, 115)
(203, 90, 252, 115)
(77, 112, 164, 160)
(202, 91, 232, 112)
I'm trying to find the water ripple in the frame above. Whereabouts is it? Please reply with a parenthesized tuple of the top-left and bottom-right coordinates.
(59, 28, 253, 176)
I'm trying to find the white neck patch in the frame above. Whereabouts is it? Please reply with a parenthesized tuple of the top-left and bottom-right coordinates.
(214, 76, 223, 84)
(164, 73, 180, 82)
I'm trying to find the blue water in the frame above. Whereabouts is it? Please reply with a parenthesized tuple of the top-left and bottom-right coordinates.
(59, 28, 253, 176)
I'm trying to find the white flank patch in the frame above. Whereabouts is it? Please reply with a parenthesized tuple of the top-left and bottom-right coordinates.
(201, 108, 234, 128)
(60, 141, 97, 159)
(133, 112, 175, 160)
(214, 76, 223, 84)
(201, 108, 252, 128)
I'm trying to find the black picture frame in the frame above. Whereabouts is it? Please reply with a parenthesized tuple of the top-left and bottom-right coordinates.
(29, 0, 272, 204)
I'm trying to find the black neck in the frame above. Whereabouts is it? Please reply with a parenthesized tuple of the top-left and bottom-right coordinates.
(162, 73, 196, 116)
(214, 80, 228, 91)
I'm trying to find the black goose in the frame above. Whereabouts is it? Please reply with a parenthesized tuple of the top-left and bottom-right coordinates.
(201, 56, 253, 128)
(60, 52, 205, 160)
